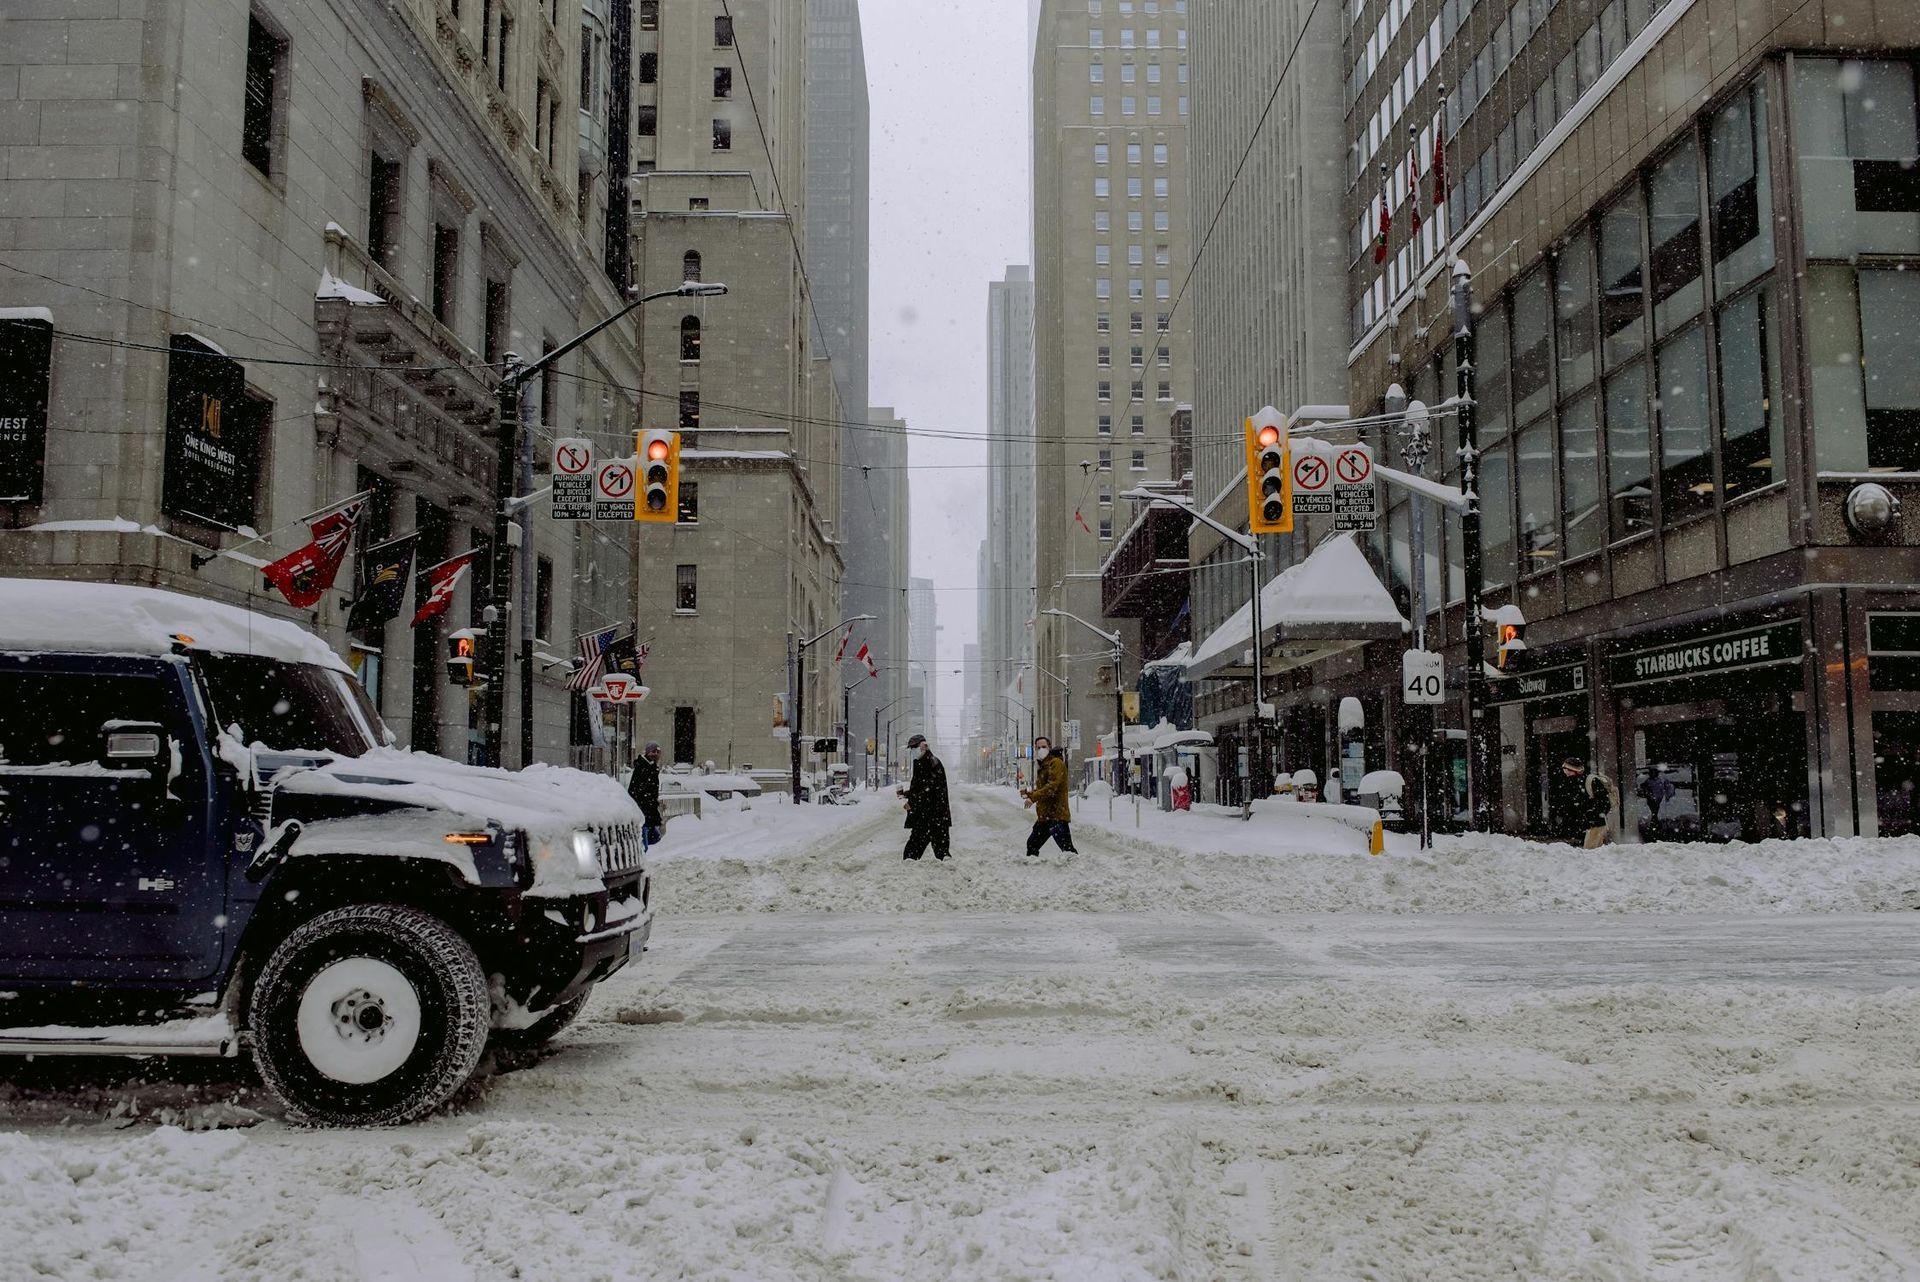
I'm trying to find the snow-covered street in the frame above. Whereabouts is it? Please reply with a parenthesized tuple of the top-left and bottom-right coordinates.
(5, 787, 1920, 1280)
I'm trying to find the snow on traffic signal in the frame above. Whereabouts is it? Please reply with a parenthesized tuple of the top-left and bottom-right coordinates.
(636, 429, 680, 524)
(1244, 414, 1292, 534)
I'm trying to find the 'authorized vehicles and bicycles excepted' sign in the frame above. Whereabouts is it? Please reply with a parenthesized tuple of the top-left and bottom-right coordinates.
(551, 437, 594, 521)
(1607, 621, 1804, 688)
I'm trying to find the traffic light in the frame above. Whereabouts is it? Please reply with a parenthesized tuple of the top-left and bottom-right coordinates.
(1490, 605, 1528, 670)
(446, 629, 477, 685)
(636, 428, 680, 523)
(1245, 415, 1292, 534)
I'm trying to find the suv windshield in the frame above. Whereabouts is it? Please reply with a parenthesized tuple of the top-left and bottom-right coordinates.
(195, 654, 384, 756)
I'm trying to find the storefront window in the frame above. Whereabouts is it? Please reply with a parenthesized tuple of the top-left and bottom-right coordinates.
(1516, 419, 1558, 573)
(1707, 79, 1773, 295)
(1657, 323, 1713, 521)
(1793, 58, 1920, 261)
(1599, 189, 1645, 370)
(1648, 140, 1704, 336)
(1478, 299, 1511, 441)
(1511, 271, 1553, 423)
(1716, 285, 1782, 494)
(1809, 265, 1920, 473)
(1555, 230, 1596, 392)
(1561, 392, 1604, 560)
(1480, 441, 1513, 586)
(1606, 360, 1652, 538)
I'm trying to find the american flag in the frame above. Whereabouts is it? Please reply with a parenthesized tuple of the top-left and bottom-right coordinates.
(569, 628, 618, 691)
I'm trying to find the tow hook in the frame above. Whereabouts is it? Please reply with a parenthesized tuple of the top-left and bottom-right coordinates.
(245, 820, 303, 882)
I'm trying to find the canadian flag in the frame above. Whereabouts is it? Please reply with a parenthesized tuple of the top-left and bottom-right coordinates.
(834, 629, 852, 663)
(411, 550, 476, 627)
(856, 642, 876, 679)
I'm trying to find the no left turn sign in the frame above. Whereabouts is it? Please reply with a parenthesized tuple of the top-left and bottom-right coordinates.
(1293, 453, 1329, 492)
(596, 461, 634, 500)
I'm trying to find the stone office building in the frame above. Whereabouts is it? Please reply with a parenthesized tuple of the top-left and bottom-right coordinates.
(0, 0, 644, 767)
(1319, 0, 1920, 839)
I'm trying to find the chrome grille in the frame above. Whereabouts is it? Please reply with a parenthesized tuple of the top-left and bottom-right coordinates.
(596, 821, 644, 876)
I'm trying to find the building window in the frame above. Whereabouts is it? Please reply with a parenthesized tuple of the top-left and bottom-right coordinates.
(1128, 210, 1143, 231)
(1555, 229, 1596, 394)
(1481, 441, 1513, 586)
(1605, 359, 1652, 539)
(1098, 414, 1113, 434)
(1147, 62, 1161, 82)
(1091, 95, 1105, 116)
(1095, 176, 1110, 198)
(1810, 264, 1920, 473)
(639, 0, 658, 29)
(1153, 143, 1167, 165)
(1122, 96, 1136, 116)
(1130, 378, 1144, 399)
(1096, 312, 1110, 333)
(1099, 488, 1112, 506)
(714, 66, 733, 98)
(1090, 62, 1104, 83)
(1156, 312, 1169, 332)
(1095, 210, 1110, 231)
(1157, 380, 1171, 400)
(1794, 58, 1919, 261)
(638, 104, 658, 136)
(1128, 244, 1143, 265)
(1130, 413, 1144, 434)
(496, 11, 512, 90)
(1129, 344, 1143, 367)
(1130, 312, 1143, 333)
(241, 14, 285, 176)
(672, 706, 695, 765)
(483, 277, 509, 363)
(1599, 188, 1645, 371)
(1128, 279, 1144, 299)
(683, 250, 703, 281)
(680, 314, 702, 362)
(1717, 285, 1782, 493)
(679, 389, 700, 431)
(368, 153, 402, 268)
(1097, 380, 1111, 400)
(1153, 176, 1168, 197)
(1100, 516, 1113, 539)
(1155, 278, 1170, 299)
(675, 564, 698, 611)
(688, 196, 708, 209)
(1090, 28, 1103, 47)
(1094, 142, 1109, 164)
(1147, 95, 1161, 115)
(1120, 28, 1134, 47)
(1097, 344, 1111, 367)
(1709, 78, 1773, 295)
(715, 14, 734, 46)
(678, 480, 699, 523)
(712, 119, 732, 150)
(1127, 142, 1141, 164)
(1095, 277, 1111, 299)
(1656, 322, 1713, 523)
(1560, 392, 1603, 560)
(1516, 417, 1558, 572)
(1130, 448, 1146, 470)
(1146, 28, 1161, 47)
(1156, 347, 1170, 366)
(431, 224, 459, 327)
(1154, 243, 1169, 266)
(1095, 244, 1111, 265)
(1098, 448, 1112, 470)
(1154, 210, 1169, 230)
(1648, 140, 1704, 336)
(639, 51, 657, 83)
(1511, 270, 1551, 424)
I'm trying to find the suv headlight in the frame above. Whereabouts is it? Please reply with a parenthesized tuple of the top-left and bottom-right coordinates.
(571, 829, 602, 880)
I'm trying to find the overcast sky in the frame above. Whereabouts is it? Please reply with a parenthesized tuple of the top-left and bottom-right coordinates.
(864, 1, 1032, 735)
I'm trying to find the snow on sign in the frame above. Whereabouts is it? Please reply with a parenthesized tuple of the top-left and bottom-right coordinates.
(593, 457, 636, 521)
(551, 438, 593, 521)
(1332, 443, 1378, 533)
(1402, 648, 1444, 704)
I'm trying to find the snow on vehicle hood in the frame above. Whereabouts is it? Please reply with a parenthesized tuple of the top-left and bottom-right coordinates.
(269, 747, 642, 896)
(0, 578, 349, 672)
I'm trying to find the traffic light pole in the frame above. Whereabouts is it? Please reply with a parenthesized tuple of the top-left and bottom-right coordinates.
(480, 280, 726, 769)
(1452, 258, 1492, 833)
(789, 615, 875, 804)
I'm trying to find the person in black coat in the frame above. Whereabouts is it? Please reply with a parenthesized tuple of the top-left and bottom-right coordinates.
(895, 733, 951, 860)
(627, 741, 665, 847)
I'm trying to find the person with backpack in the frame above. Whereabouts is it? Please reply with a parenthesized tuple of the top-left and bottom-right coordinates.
(1562, 755, 1616, 848)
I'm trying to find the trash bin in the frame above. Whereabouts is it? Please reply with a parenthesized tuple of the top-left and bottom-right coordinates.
(1359, 770, 1407, 828)
(1167, 765, 1192, 811)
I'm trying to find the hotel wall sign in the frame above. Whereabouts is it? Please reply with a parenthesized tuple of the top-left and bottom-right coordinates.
(0, 313, 53, 505)
(1608, 621, 1803, 688)
(161, 333, 257, 530)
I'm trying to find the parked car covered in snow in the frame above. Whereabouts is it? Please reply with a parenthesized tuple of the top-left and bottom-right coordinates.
(0, 580, 652, 1125)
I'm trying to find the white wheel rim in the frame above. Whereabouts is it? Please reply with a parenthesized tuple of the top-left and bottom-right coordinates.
(295, 957, 424, 1084)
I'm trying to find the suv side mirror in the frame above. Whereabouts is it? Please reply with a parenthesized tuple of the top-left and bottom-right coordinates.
(100, 720, 167, 774)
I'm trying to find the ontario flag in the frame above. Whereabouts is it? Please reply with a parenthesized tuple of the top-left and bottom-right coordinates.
(410, 550, 476, 627)
(261, 491, 369, 609)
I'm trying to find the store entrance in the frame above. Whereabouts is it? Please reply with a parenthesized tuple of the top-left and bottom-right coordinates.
(1871, 710, 1920, 836)
(1626, 696, 1807, 843)
(1527, 713, 1591, 841)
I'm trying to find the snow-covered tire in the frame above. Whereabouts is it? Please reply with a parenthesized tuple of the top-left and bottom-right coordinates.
(248, 904, 490, 1127)
(489, 989, 592, 1051)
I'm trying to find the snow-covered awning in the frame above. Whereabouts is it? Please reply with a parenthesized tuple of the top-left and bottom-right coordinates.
(1095, 724, 1154, 754)
(1185, 533, 1408, 683)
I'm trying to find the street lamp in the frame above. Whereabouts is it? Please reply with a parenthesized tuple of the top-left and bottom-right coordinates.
(1042, 607, 1128, 795)
(842, 671, 872, 774)
(789, 614, 876, 802)
(1024, 662, 1071, 746)
(873, 691, 913, 788)
(1006, 692, 1034, 778)
(485, 279, 728, 769)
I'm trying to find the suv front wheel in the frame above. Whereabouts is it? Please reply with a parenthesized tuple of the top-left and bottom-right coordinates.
(249, 903, 490, 1126)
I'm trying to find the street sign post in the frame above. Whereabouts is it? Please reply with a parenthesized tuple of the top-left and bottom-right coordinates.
(1402, 648, 1444, 704)
(593, 457, 637, 521)
(1333, 444, 1378, 532)
(1067, 718, 1082, 751)
(551, 438, 594, 521)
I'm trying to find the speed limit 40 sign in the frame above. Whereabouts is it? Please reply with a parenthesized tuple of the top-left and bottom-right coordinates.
(1402, 649, 1445, 704)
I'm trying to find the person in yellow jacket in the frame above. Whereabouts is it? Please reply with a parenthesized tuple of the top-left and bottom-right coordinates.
(1020, 736, 1078, 856)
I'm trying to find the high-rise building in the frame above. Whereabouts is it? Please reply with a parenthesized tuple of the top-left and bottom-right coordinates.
(1183, 0, 1350, 790)
(985, 265, 1037, 747)
(860, 406, 912, 777)
(626, 0, 845, 770)
(1032, 0, 1197, 773)
(1315, 0, 1920, 840)
(0, 0, 644, 769)
(907, 575, 938, 742)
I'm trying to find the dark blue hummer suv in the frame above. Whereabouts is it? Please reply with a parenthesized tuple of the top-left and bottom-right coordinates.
(0, 579, 651, 1125)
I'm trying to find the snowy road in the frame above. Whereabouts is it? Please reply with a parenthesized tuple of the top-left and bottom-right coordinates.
(4, 786, 1919, 1280)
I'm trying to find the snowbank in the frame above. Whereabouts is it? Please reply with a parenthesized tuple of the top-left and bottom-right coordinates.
(654, 785, 1920, 916)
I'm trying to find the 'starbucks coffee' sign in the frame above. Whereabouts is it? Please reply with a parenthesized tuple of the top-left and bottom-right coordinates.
(1608, 621, 1803, 688)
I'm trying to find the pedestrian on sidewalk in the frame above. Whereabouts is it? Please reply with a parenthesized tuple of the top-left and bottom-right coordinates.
(1021, 736, 1078, 856)
(627, 741, 666, 849)
(1562, 756, 1616, 848)
(896, 733, 951, 860)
